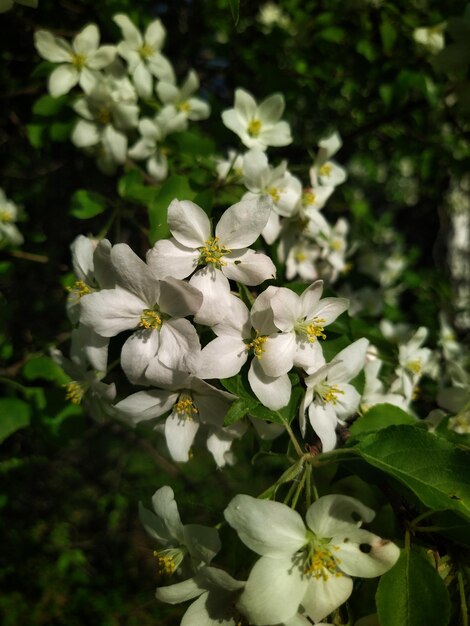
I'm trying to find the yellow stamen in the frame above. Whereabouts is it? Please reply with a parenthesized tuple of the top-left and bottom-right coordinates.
(247, 119, 262, 137)
(139, 309, 162, 330)
(174, 395, 198, 420)
(247, 335, 268, 358)
(302, 317, 326, 343)
(198, 236, 230, 268)
(302, 190, 316, 206)
(319, 163, 332, 177)
(267, 186, 281, 203)
(153, 548, 185, 576)
(407, 359, 422, 374)
(322, 384, 345, 405)
(300, 540, 342, 581)
(177, 101, 191, 112)
(330, 239, 344, 252)
(71, 53, 87, 70)
(294, 251, 307, 263)
(64, 381, 87, 405)
(138, 43, 154, 59)
(0, 210, 13, 223)
(67, 280, 92, 300)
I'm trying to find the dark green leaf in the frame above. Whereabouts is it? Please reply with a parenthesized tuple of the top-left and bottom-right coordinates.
(117, 170, 158, 205)
(228, 0, 239, 25)
(354, 425, 470, 521)
(70, 190, 107, 219)
(380, 19, 397, 53)
(376, 548, 451, 626)
(0, 398, 31, 444)
(32, 94, 68, 117)
(224, 397, 257, 426)
(350, 404, 417, 437)
(26, 123, 44, 148)
(22, 355, 69, 384)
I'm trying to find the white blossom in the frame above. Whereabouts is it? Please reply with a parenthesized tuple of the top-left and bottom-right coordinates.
(222, 88, 292, 150)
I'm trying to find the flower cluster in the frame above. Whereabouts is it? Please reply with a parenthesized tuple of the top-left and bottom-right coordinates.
(146, 487, 399, 626)
(34, 16, 210, 175)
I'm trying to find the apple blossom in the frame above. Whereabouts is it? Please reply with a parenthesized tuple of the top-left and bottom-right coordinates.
(222, 88, 292, 150)
(225, 493, 400, 625)
(34, 25, 116, 97)
(300, 338, 369, 450)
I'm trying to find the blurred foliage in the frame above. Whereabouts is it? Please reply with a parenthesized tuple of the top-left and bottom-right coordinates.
(0, 0, 469, 624)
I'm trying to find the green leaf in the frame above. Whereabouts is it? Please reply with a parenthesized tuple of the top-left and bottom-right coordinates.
(376, 548, 450, 626)
(171, 130, 215, 156)
(22, 355, 69, 384)
(26, 123, 44, 148)
(228, 0, 239, 25)
(356, 40, 377, 62)
(49, 121, 73, 142)
(70, 189, 106, 219)
(148, 175, 194, 245)
(224, 397, 257, 426)
(0, 398, 31, 444)
(319, 27, 346, 43)
(117, 170, 158, 205)
(350, 404, 417, 437)
(354, 425, 470, 521)
(380, 19, 397, 53)
(32, 94, 68, 117)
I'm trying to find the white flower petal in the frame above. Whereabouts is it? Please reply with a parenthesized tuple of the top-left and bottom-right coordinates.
(183, 524, 221, 564)
(120, 330, 161, 385)
(259, 333, 296, 377)
(156, 577, 203, 604)
(152, 485, 185, 541)
(308, 403, 338, 451)
(216, 196, 271, 249)
(159, 276, 203, 318)
(113, 13, 143, 47)
(234, 88, 258, 121)
(334, 529, 400, 577)
(270, 287, 301, 331)
(48, 64, 78, 97)
(328, 338, 369, 383)
(198, 336, 247, 379)
(79, 288, 144, 337)
(34, 30, 72, 62)
(114, 388, 176, 423)
(238, 556, 307, 625)
(258, 93, 285, 124)
(301, 573, 353, 623)
(165, 410, 200, 462)
(306, 494, 375, 537)
(224, 495, 306, 557)
(147, 238, 199, 280)
(248, 359, 291, 410)
(299, 280, 323, 318)
(223, 249, 276, 285)
(169, 199, 211, 248)
(87, 45, 116, 69)
(190, 267, 232, 327)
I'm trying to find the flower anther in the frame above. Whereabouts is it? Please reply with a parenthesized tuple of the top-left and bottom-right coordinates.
(295, 317, 327, 343)
(174, 393, 198, 420)
(246, 334, 268, 358)
(64, 380, 87, 405)
(247, 119, 262, 137)
(67, 280, 93, 300)
(319, 163, 332, 177)
(139, 308, 163, 330)
(138, 43, 154, 59)
(153, 547, 186, 576)
(71, 53, 87, 70)
(198, 236, 231, 268)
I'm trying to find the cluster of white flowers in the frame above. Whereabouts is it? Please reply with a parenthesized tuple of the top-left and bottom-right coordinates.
(0, 188, 23, 248)
(140, 486, 399, 625)
(220, 90, 350, 284)
(34, 16, 210, 175)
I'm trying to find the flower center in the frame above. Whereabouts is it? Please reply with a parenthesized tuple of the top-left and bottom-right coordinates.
(174, 393, 198, 420)
(246, 334, 268, 358)
(319, 163, 332, 177)
(330, 238, 344, 252)
(0, 210, 13, 223)
(302, 190, 316, 206)
(64, 381, 87, 405)
(267, 186, 281, 203)
(198, 236, 231, 268)
(153, 547, 185, 576)
(318, 383, 345, 405)
(97, 106, 112, 125)
(71, 53, 87, 70)
(247, 119, 262, 137)
(177, 101, 191, 112)
(139, 308, 163, 330)
(67, 280, 92, 301)
(295, 317, 327, 343)
(302, 541, 342, 581)
(407, 359, 422, 374)
(138, 43, 154, 59)
(294, 251, 307, 263)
